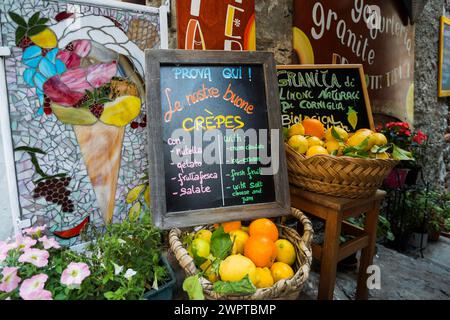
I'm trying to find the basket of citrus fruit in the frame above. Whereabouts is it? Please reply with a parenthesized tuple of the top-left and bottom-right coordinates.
(284, 119, 409, 199)
(169, 208, 313, 300)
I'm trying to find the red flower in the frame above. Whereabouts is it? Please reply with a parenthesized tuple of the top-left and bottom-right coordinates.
(404, 130, 411, 137)
(413, 130, 427, 145)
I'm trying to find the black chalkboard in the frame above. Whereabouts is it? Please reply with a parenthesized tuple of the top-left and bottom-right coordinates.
(439, 16, 450, 97)
(277, 65, 374, 132)
(146, 50, 290, 229)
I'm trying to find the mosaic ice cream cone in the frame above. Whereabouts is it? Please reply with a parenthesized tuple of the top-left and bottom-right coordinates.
(74, 122, 124, 224)
(43, 39, 142, 224)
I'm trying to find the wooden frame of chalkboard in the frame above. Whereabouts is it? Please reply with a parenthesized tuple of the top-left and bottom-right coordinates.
(439, 16, 450, 97)
(277, 64, 375, 131)
(146, 49, 290, 230)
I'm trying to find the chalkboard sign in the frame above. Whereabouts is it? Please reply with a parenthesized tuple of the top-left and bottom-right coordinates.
(277, 65, 374, 132)
(146, 50, 290, 229)
(439, 16, 450, 97)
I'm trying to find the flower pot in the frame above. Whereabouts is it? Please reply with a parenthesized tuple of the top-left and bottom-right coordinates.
(143, 255, 176, 300)
(428, 230, 440, 242)
(383, 168, 410, 189)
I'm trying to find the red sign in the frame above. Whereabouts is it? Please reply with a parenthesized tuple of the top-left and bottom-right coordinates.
(176, 0, 255, 51)
(293, 0, 415, 124)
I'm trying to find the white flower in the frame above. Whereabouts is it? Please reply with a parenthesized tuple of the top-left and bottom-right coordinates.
(112, 263, 123, 275)
(124, 269, 137, 280)
(117, 239, 126, 245)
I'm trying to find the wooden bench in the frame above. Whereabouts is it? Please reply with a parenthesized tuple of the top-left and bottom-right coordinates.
(290, 187, 386, 300)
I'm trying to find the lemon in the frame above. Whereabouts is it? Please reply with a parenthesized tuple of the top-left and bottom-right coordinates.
(100, 96, 141, 127)
(270, 262, 294, 282)
(288, 135, 308, 154)
(191, 238, 210, 259)
(307, 136, 323, 147)
(375, 152, 390, 159)
(30, 28, 57, 48)
(287, 123, 305, 137)
(253, 267, 274, 288)
(325, 126, 349, 142)
(347, 130, 373, 151)
(126, 184, 146, 204)
(229, 229, 249, 255)
(200, 259, 218, 283)
(368, 133, 388, 147)
(144, 186, 150, 206)
(306, 145, 328, 157)
(324, 140, 343, 155)
(195, 230, 212, 243)
(241, 226, 249, 233)
(219, 254, 256, 283)
(275, 239, 296, 266)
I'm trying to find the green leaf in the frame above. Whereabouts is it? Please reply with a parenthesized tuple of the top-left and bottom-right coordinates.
(353, 137, 369, 152)
(15, 26, 27, 45)
(37, 17, 49, 25)
(210, 226, 232, 260)
(28, 25, 47, 37)
(392, 144, 414, 161)
(14, 146, 46, 154)
(28, 12, 41, 26)
(213, 275, 256, 295)
(282, 127, 289, 140)
(331, 127, 344, 142)
(330, 150, 338, 156)
(371, 144, 391, 154)
(182, 275, 205, 300)
(8, 12, 27, 27)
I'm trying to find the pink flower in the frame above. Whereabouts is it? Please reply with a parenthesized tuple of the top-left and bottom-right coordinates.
(0, 267, 21, 293)
(38, 236, 61, 250)
(18, 248, 49, 268)
(43, 61, 117, 107)
(19, 274, 51, 300)
(23, 225, 46, 237)
(61, 262, 90, 288)
(56, 50, 81, 69)
(13, 235, 37, 251)
(0, 241, 13, 262)
(72, 40, 91, 58)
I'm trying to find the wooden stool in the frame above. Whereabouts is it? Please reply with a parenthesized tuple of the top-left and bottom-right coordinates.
(290, 186, 386, 300)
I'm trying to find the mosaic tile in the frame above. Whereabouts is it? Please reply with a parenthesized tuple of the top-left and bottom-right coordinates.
(1, 0, 162, 244)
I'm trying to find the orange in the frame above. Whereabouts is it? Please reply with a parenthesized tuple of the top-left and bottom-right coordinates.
(216, 221, 241, 233)
(302, 118, 325, 139)
(249, 218, 279, 242)
(270, 262, 294, 282)
(244, 236, 277, 268)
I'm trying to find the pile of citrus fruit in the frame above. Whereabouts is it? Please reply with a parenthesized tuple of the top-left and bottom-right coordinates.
(286, 118, 393, 159)
(186, 218, 297, 289)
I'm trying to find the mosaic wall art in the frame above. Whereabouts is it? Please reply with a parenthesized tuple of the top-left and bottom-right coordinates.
(0, 0, 165, 245)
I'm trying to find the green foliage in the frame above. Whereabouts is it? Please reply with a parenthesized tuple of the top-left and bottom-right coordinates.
(213, 275, 256, 295)
(73, 210, 169, 300)
(182, 275, 205, 300)
(391, 144, 414, 161)
(8, 11, 49, 45)
(210, 226, 232, 260)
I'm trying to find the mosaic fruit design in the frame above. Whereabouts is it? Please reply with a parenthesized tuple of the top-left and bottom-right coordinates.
(183, 218, 299, 296)
(14, 146, 74, 213)
(293, 26, 314, 64)
(286, 119, 414, 160)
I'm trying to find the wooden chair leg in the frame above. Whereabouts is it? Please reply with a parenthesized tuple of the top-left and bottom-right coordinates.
(356, 201, 380, 300)
(318, 210, 342, 300)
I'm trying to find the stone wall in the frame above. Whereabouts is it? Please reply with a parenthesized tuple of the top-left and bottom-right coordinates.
(414, 0, 449, 187)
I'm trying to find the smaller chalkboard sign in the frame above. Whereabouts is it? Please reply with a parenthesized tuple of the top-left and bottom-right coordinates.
(146, 50, 290, 229)
(277, 64, 374, 132)
(439, 16, 450, 97)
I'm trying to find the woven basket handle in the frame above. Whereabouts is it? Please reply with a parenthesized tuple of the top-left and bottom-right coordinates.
(289, 207, 314, 247)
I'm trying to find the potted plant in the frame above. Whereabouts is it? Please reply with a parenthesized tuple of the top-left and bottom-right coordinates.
(377, 122, 428, 188)
(72, 210, 175, 300)
(0, 225, 92, 300)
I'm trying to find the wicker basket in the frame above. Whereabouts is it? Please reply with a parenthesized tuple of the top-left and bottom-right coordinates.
(169, 208, 313, 300)
(285, 143, 398, 199)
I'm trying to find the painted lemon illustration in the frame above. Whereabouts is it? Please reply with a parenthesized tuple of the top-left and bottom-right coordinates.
(30, 28, 57, 48)
(100, 96, 141, 127)
(347, 106, 358, 130)
(51, 103, 98, 125)
(406, 83, 414, 124)
(293, 27, 314, 64)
